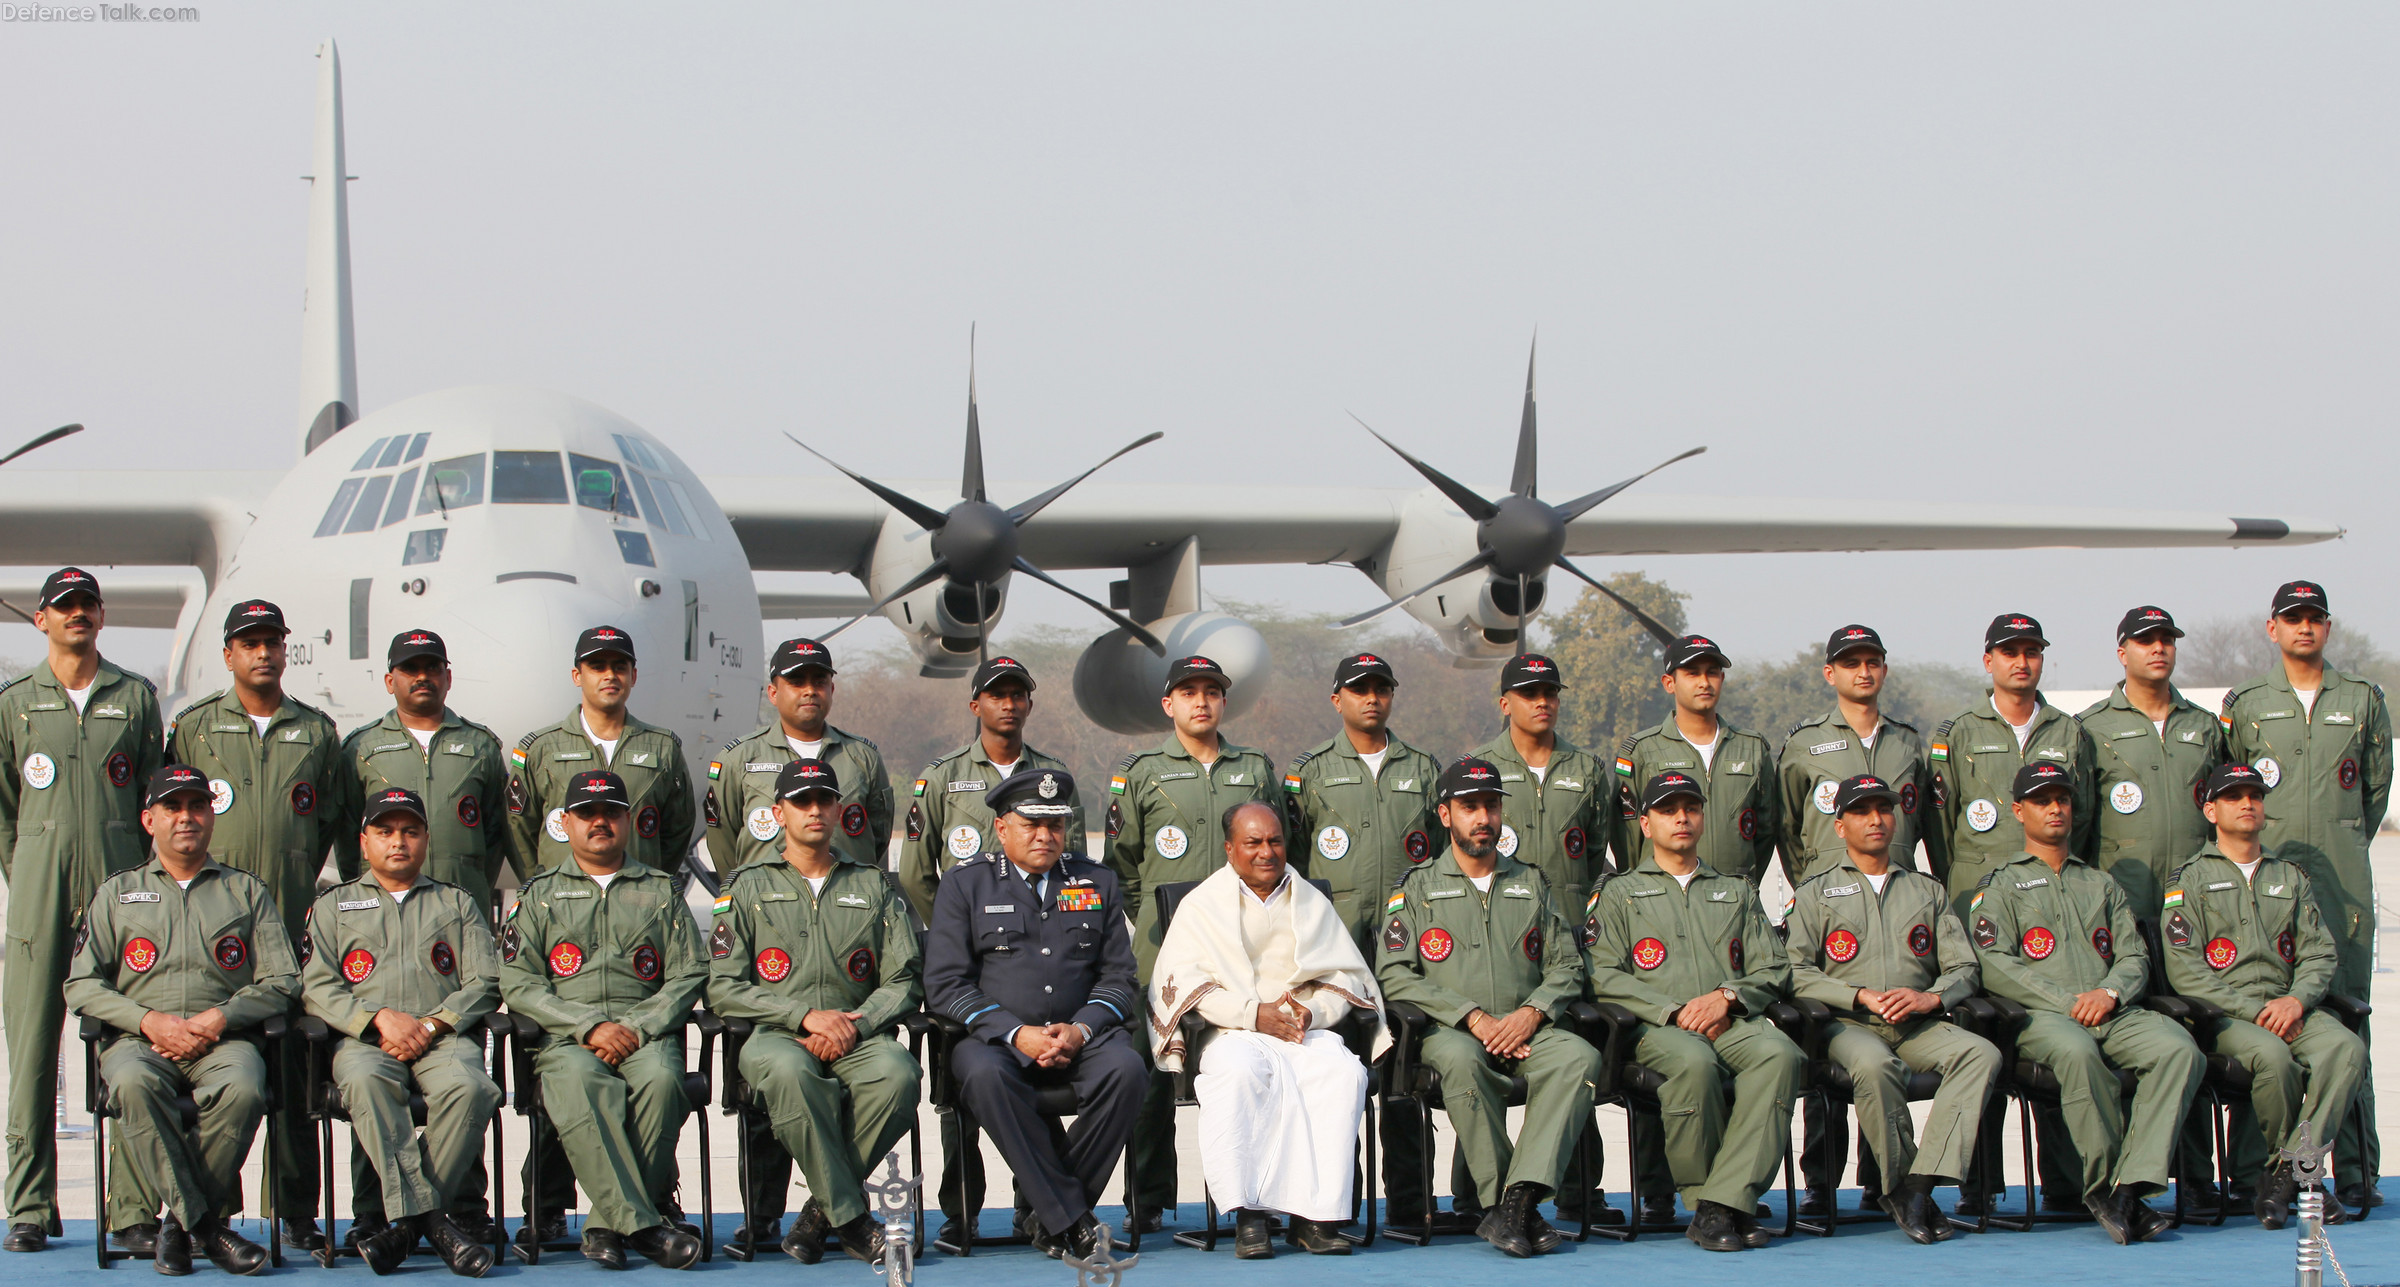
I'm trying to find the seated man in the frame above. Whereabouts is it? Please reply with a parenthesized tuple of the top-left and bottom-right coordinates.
(65, 764, 298, 1276)
(1970, 761, 2204, 1244)
(499, 771, 706, 1269)
(1149, 801, 1389, 1258)
(707, 758, 923, 1264)
(301, 787, 501, 1277)
(924, 767, 1145, 1260)
(1378, 758, 1598, 1259)
(2162, 763, 2365, 1229)
(1585, 772, 1801, 1253)
(1785, 774, 1998, 1243)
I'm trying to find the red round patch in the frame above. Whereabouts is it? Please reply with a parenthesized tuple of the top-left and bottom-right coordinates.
(2276, 930, 2297, 964)
(1632, 937, 1667, 971)
(2206, 937, 2238, 970)
(1899, 783, 1919, 815)
(548, 941, 584, 978)
(1907, 923, 1933, 957)
(1737, 808, 1758, 841)
(1404, 830, 1431, 862)
(291, 781, 316, 816)
(1825, 928, 1861, 963)
(2339, 758, 2359, 791)
(106, 752, 132, 788)
(1521, 927, 1544, 963)
(2022, 927, 2056, 960)
(632, 944, 661, 981)
(1728, 936, 1745, 973)
(842, 803, 868, 837)
(754, 947, 793, 982)
(1417, 928, 1454, 962)
(429, 941, 455, 976)
(846, 947, 875, 982)
(1564, 827, 1586, 859)
(213, 934, 247, 971)
(342, 948, 376, 983)
(2092, 926, 2114, 962)
(637, 805, 661, 839)
(457, 795, 481, 828)
(124, 937, 159, 974)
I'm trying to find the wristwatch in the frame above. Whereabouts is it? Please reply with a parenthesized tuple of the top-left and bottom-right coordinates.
(2101, 988, 2120, 1002)
(419, 1019, 439, 1036)
(1719, 987, 1739, 1007)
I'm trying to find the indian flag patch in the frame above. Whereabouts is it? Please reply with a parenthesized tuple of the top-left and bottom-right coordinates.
(1968, 889, 1983, 913)
(2218, 713, 2233, 731)
(2162, 888, 2184, 909)
(1614, 757, 1633, 778)
(1585, 889, 1602, 916)
(1384, 891, 1406, 916)
(1284, 774, 1303, 794)
(707, 761, 722, 781)
(1930, 742, 1948, 762)
(509, 748, 528, 771)
(1109, 775, 1128, 796)
(712, 895, 731, 918)
(912, 778, 928, 798)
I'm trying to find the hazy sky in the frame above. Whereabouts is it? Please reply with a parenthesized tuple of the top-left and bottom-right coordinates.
(4, 5, 2394, 689)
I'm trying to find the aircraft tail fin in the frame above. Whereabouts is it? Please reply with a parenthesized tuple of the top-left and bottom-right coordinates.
(298, 38, 358, 456)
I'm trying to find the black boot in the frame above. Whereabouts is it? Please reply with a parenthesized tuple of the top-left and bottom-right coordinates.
(580, 1227, 626, 1271)
(1524, 1202, 1563, 1255)
(424, 1212, 495, 1277)
(2115, 1186, 2168, 1243)
(1639, 1193, 1677, 1228)
(513, 1209, 567, 1251)
(834, 1214, 886, 1265)
(1683, 1200, 1744, 1252)
(1286, 1215, 1350, 1255)
(194, 1216, 268, 1276)
(153, 1214, 193, 1276)
(2258, 1162, 2298, 1230)
(278, 1217, 327, 1252)
(779, 1198, 828, 1265)
(2086, 1190, 2133, 1246)
(356, 1218, 415, 1275)
(112, 1224, 160, 1256)
(628, 1224, 703, 1270)
(1476, 1182, 1541, 1258)
(1, 1223, 46, 1254)
(1883, 1177, 1940, 1246)
(1234, 1209, 1273, 1259)
(1732, 1203, 1774, 1249)
(1797, 1187, 1836, 1219)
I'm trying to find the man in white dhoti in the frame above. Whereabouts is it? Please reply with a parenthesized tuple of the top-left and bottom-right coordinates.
(1150, 801, 1391, 1259)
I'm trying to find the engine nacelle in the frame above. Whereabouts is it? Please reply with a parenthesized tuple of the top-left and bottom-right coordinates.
(866, 509, 1011, 677)
(1375, 488, 1547, 665)
(1072, 612, 1271, 735)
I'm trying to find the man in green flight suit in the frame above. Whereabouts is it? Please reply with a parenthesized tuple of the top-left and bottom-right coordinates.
(299, 787, 501, 1277)
(336, 631, 513, 909)
(890, 654, 1079, 1243)
(1284, 651, 1443, 1225)
(1585, 771, 1802, 1254)
(1776, 624, 1944, 885)
(2160, 763, 2364, 1229)
(0, 567, 164, 1252)
(1377, 758, 1598, 1258)
(707, 758, 923, 1265)
(1967, 761, 2204, 1245)
(168, 599, 345, 1251)
(498, 770, 706, 1270)
(1929, 613, 2097, 912)
(2221, 580, 2392, 1205)
(66, 763, 296, 1275)
(1104, 654, 1276, 1226)
(506, 626, 696, 877)
(1611, 635, 1778, 885)
(699, 637, 892, 1245)
(1784, 773, 1997, 1243)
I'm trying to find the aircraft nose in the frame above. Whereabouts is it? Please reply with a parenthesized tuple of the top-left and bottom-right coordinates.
(429, 576, 668, 741)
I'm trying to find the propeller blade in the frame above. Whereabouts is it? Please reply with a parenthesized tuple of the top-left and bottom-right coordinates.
(1010, 557, 1166, 654)
(1515, 573, 1529, 659)
(817, 557, 953, 641)
(0, 423, 83, 468)
(962, 326, 987, 503)
(1511, 336, 1537, 498)
(1007, 432, 1165, 527)
(0, 598, 35, 626)
(1348, 413, 1500, 522)
(1550, 446, 1706, 524)
(1335, 549, 1497, 629)
(784, 433, 952, 532)
(1551, 557, 1680, 650)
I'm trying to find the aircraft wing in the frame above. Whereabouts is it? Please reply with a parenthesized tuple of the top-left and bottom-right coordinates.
(0, 471, 278, 578)
(0, 570, 205, 629)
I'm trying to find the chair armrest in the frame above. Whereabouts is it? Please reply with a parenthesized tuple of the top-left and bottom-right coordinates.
(1762, 999, 1808, 1042)
(1332, 1005, 1384, 1062)
(1380, 1000, 1434, 1100)
(2320, 994, 2373, 1031)
(2144, 995, 2223, 1024)
(1582, 1001, 1645, 1098)
(294, 1015, 334, 1042)
(691, 1009, 726, 1038)
(925, 1013, 970, 1111)
(1948, 996, 2000, 1033)
(1787, 997, 1836, 1061)
(260, 1013, 289, 1041)
(79, 1015, 109, 1041)
(1173, 1012, 1214, 1103)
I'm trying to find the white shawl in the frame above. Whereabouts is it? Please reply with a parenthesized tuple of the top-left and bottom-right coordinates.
(1147, 866, 1390, 1072)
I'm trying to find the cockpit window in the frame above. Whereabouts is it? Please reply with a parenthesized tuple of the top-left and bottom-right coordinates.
(417, 454, 485, 514)
(568, 454, 638, 518)
(315, 477, 365, 537)
(374, 437, 410, 469)
(612, 433, 666, 473)
(381, 467, 420, 527)
(401, 432, 430, 463)
(614, 530, 656, 566)
(402, 529, 445, 565)
(664, 479, 710, 541)
(349, 437, 392, 471)
(342, 476, 392, 534)
(492, 451, 569, 504)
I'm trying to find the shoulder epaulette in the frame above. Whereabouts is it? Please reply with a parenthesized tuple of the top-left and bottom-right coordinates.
(518, 730, 540, 749)
(1588, 865, 1618, 897)
(829, 723, 879, 752)
(1615, 731, 1637, 757)
(1287, 749, 1318, 772)
(2225, 678, 2272, 704)
(1784, 717, 1812, 741)
(172, 690, 229, 724)
(1976, 871, 1996, 889)
(0, 673, 32, 697)
(455, 717, 503, 745)
(120, 670, 158, 693)
(1885, 714, 1918, 732)
(1933, 717, 1956, 741)
(1115, 751, 1142, 773)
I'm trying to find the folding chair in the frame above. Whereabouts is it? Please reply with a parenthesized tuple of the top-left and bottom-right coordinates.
(83, 1014, 288, 1269)
(1976, 989, 2188, 1235)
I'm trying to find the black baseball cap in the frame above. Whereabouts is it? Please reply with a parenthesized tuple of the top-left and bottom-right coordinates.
(223, 600, 289, 641)
(2203, 762, 2269, 802)
(2271, 581, 2330, 617)
(37, 567, 99, 610)
(1333, 653, 1398, 690)
(1639, 770, 1706, 811)
(2116, 606, 2184, 642)
(563, 770, 631, 811)
(986, 766, 1076, 818)
(144, 763, 212, 807)
(1162, 655, 1231, 696)
(2010, 761, 2073, 801)
(1833, 774, 1901, 813)
(1663, 635, 1729, 672)
(775, 757, 841, 801)
(1825, 624, 1884, 661)
(361, 786, 428, 825)
(1437, 757, 1511, 802)
(1501, 653, 1565, 691)
(770, 638, 836, 678)
(1985, 613, 2048, 649)
(970, 656, 1036, 695)
(388, 629, 448, 667)
(574, 625, 636, 664)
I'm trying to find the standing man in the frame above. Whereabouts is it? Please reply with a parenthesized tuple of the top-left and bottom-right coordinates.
(1281, 652, 1444, 1227)
(707, 759, 923, 1264)
(506, 626, 696, 877)
(1928, 614, 2096, 912)
(1783, 774, 1997, 1243)
(500, 771, 707, 1270)
(1377, 759, 1599, 1258)
(891, 655, 1083, 1243)
(1611, 635, 1779, 885)
(168, 599, 345, 1252)
(337, 631, 513, 910)
(66, 763, 297, 1275)
(1776, 625, 1943, 885)
(0, 567, 163, 1252)
(1105, 654, 1277, 1226)
(2221, 580, 2392, 1205)
(1968, 762, 2204, 1244)
(923, 768, 1147, 1261)
(2160, 764, 2364, 1229)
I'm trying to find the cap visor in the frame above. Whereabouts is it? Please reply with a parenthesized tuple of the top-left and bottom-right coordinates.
(1009, 803, 1076, 818)
(777, 787, 841, 802)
